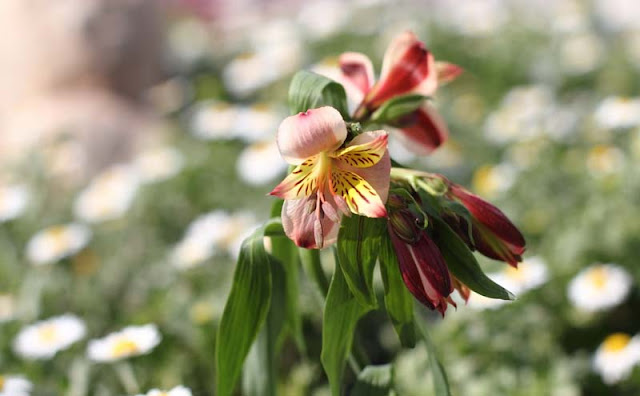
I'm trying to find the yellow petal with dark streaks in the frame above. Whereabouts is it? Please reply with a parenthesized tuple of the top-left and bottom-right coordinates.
(332, 132, 388, 168)
(329, 168, 387, 218)
(270, 156, 318, 199)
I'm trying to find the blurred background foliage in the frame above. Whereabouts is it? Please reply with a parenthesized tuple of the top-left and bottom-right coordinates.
(0, 0, 639, 395)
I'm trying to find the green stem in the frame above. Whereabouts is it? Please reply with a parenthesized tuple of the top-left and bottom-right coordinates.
(113, 362, 140, 394)
(299, 248, 329, 297)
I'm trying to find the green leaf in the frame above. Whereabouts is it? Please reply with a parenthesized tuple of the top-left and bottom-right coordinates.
(370, 94, 427, 123)
(242, 257, 287, 396)
(288, 71, 349, 118)
(322, 258, 371, 396)
(336, 215, 386, 309)
(270, 235, 305, 353)
(432, 218, 515, 300)
(351, 364, 394, 396)
(416, 318, 451, 396)
(216, 227, 273, 396)
(378, 233, 416, 348)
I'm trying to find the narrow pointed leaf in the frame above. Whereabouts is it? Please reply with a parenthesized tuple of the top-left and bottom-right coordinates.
(351, 364, 394, 396)
(216, 227, 273, 396)
(242, 257, 287, 396)
(336, 215, 386, 309)
(322, 260, 371, 396)
(378, 232, 416, 348)
(289, 71, 349, 118)
(432, 217, 514, 300)
(371, 94, 427, 123)
(416, 318, 451, 396)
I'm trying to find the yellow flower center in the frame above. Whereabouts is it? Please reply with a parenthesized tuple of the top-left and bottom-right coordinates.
(603, 333, 631, 353)
(111, 338, 139, 358)
(48, 226, 70, 252)
(505, 265, 526, 281)
(472, 165, 500, 196)
(0, 375, 5, 390)
(587, 266, 608, 289)
(38, 324, 59, 344)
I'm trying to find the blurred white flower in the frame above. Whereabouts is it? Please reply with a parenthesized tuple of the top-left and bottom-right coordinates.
(567, 264, 632, 312)
(236, 140, 287, 186)
(171, 210, 259, 269)
(466, 292, 510, 311)
(559, 32, 604, 75)
(234, 104, 281, 143)
(0, 184, 29, 222)
(593, 333, 640, 384)
(298, 0, 349, 39)
(73, 165, 140, 223)
(13, 314, 86, 359)
(133, 147, 184, 184)
(190, 101, 239, 141)
(490, 256, 549, 295)
(167, 19, 211, 66)
(594, 0, 640, 32)
(594, 97, 640, 130)
(484, 85, 555, 144)
(0, 294, 16, 323)
(136, 385, 192, 396)
(0, 375, 32, 396)
(471, 163, 517, 199)
(435, 0, 507, 36)
(586, 145, 625, 176)
(26, 223, 91, 265)
(88, 324, 161, 363)
(223, 43, 303, 97)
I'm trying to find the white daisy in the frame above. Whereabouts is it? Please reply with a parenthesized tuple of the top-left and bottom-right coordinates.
(466, 292, 510, 311)
(559, 32, 604, 75)
(0, 294, 16, 323)
(234, 104, 281, 143)
(297, 0, 349, 39)
(221, 212, 259, 259)
(586, 145, 625, 176)
(0, 184, 29, 222)
(189, 101, 240, 141)
(471, 163, 517, 199)
(567, 264, 633, 312)
(593, 333, 640, 384)
(87, 324, 161, 363)
(26, 223, 91, 265)
(170, 233, 217, 270)
(489, 256, 549, 295)
(73, 165, 140, 223)
(13, 314, 86, 360)
(136, 385, 193, 396)
(594, 97, 640, 130)
(133, 147, 184, 184)
(0, 375, 32, 396)
(236, 140, 287, 186)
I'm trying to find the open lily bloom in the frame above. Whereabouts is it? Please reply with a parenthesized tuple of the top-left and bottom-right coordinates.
(318, 31, 462, 155)
(270, 106, 390, 249)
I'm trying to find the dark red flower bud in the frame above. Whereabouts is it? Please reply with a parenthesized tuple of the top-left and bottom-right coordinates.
(388, 224, 453, 315)
(391, 104, 449, 155)
(449, 185, 526, 267)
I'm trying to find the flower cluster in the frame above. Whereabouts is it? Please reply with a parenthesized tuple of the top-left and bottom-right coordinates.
(270, 31, 525, 315)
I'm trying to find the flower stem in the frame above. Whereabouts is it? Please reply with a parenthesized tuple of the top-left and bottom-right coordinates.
(113, 362, 140, 394)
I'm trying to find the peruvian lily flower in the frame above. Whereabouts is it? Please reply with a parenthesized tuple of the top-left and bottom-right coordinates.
(319, 31, 462, 155)
(448, 184, 526, 267)
(270, 106, 390, 249)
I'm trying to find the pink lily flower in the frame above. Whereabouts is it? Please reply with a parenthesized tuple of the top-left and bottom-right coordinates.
(270, 106, 391, 249)
(319, 31, 463, 155)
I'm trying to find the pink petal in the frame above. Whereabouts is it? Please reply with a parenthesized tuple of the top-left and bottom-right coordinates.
(276, 106, 347, 165)
(366, 31, 437, 108)
(338, 52, 375, 95)
(436, 61, 464, 85)
(393, 104, 449, 155)
(281, 191, 341, 249)
(313, 60, 365, 116)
